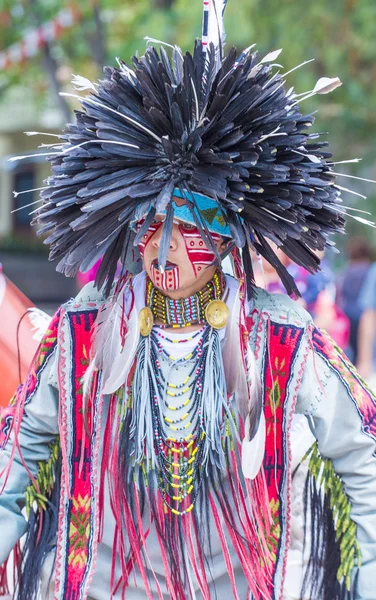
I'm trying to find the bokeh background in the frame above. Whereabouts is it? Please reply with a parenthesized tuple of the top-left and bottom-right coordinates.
(0, 0, 375, 308)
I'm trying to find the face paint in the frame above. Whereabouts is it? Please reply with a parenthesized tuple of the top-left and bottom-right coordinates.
(178, 224, 221, 275)
(137, 220, 163, 257)
(137, 219, 181, 291)
(150, 261, 180, 291)
(138, 218, 224, 295)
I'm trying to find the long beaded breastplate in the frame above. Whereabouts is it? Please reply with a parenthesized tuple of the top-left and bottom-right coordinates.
(127, 272, 236, 516)
(150, 325, 210, 514)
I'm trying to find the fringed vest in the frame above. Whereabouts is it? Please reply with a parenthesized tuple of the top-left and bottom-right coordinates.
(0, 286, 366, 600)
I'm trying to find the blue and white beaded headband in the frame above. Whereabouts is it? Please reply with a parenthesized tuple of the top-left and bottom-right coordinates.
(131, 188, 232, 238)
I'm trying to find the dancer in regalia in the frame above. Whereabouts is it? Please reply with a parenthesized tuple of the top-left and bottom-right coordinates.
(0, 1, 375, 599)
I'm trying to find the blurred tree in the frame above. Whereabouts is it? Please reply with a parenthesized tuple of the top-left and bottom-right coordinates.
(0, 0, 374, 228)
(1, 0, 375, 153)
(0, 0, 108, 117)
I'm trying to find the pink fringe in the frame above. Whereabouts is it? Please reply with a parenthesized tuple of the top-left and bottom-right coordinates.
(0, 382, 40, 497)
(133, 485, 164, 600)
(0, 540, 21, 596)
(209, 494, 240, 600)
(154, 493, 180, 600)
(183, 515, 209, 598)
(104, 392, 155, 600)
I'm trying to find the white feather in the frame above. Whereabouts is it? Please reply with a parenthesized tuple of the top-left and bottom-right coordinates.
(313, 76, 342, 94)
(242, 411, 266, 479)
(71, 73, 97, 92)
(222, 282, 249, 416)
(334, 184, 367, 200)
(101, 303, 139, 394)
(202, 0, 228, 71)
(82, 358, 98, 401)
(92, 274, 146, 395)
(222, 277, 262, 424)
(260, 48, 283, 64)
(27, 308, 51, 341)
(222, 276, 264, 478)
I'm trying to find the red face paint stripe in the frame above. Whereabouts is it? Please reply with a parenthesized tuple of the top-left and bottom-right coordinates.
(138, 222, 163, 256)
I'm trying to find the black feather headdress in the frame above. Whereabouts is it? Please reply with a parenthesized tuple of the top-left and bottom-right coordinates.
(30, 38, 348, 296)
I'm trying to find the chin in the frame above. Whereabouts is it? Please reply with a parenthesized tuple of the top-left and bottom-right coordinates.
(149, 263, 181, 292)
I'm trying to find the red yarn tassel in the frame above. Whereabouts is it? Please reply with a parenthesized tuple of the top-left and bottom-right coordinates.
(0, 541, 21, 597)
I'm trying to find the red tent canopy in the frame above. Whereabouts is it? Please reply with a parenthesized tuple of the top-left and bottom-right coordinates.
(0, 270, 40, 407)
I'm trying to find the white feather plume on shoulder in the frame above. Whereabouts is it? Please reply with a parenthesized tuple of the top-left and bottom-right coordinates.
(101, 302, 139, 394)
(82, 278, 140, 399)
(222, 282, 249, 415)
(27, 308, 51, 341)
(242, 411, 266, 480)
(222, 276, 265, 479)
(222, 278, 262, 426)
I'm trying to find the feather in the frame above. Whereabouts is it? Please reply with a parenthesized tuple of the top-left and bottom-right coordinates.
(158, 202, 174, 271)
(241, 411, 266, 479)
(260, 48, 283, 64)
(32, 39, 348, 297)
(202, 0, 228, 67)
(87, 280, 140, 395)
(27, 308, 51, 342)
(313, 76, 342, 94)
(222, 282, 249, 411)
(101, 302, 139, 395)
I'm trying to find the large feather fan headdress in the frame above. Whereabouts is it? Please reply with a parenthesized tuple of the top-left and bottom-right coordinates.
(17, 0, 362, 296)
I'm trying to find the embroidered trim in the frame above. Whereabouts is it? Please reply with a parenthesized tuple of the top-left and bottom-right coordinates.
(54, 309, 101, 600)
(261, 320, 305, 596)
(312, 327, 376, 444)
(280, 325, 311, 599)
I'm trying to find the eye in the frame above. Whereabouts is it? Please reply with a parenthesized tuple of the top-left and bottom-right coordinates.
(179, 222, 196, 233)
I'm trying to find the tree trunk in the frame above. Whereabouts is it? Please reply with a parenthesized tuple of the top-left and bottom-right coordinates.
(92, 1, 106, 69)
(82, 0, 106, 72)
(153, 0, 175, 8)
(40, 48, 71, 122)
(27, 0, 71, 122)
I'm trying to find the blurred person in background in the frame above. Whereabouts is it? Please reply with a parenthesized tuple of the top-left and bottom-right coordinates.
(255, 247, 350, 349)
(356, 256, 376, 386)
(337, 238, 373, 363)
(307, 250, 350, 350)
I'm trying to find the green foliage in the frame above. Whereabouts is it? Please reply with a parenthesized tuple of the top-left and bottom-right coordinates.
(1, 0, 375, 236)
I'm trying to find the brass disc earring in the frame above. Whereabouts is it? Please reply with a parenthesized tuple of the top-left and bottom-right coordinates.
(205, 300, 229, 329)
(139, 307, 154, 336)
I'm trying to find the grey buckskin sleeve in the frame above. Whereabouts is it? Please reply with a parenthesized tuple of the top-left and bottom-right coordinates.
(296, 333, 376, 600)
(0, 347, 59, 565)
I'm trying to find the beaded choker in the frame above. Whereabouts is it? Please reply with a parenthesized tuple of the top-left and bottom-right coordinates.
(145, 270, 226, 329)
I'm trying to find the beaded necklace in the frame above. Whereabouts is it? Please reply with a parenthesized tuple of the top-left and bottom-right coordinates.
(128, 271, 235, 515)
(148, 326, 210, 514)
(146, 270, 224, 328)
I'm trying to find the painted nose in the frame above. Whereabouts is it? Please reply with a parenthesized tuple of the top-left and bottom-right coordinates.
(151, 224, 178, 252)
